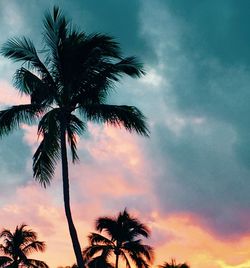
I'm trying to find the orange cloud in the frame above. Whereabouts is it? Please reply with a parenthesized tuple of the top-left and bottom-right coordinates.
(148, 212, 250, 268)
(11, 114, 250, 268)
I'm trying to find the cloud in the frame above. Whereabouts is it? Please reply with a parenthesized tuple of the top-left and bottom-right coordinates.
(138, 0, 250, 237)
(152, 212, 250, 268)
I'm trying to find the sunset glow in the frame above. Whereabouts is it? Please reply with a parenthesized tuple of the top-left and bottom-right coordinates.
(0, 1, 250, 268)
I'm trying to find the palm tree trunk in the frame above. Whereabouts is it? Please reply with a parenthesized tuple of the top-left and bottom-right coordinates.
(115, 254, 119, 268)
(60, 118, 85, 268)
(115, 245, 120, 268)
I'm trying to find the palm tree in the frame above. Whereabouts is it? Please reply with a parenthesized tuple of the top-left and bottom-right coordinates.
(83, 209, 154, 268)
(0, 224, 48, 268)
(159, 259, 190, 268)
(0, 6, 148, 268)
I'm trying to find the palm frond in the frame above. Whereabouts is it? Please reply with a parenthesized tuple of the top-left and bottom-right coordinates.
(87, 252, 114, 268)
(84, 33, 121, 59)
(123, 241, 154, 262)
(0, 229, 13, 240)
(128, 252, 150, 268)
(14, 68, 41, 96)
(95, 217, 118, 240)
(1, 37, 40, 64)
(43, 6, 69, 53)
(120, 252, 132, 268)
(0, 243, 13, 257)
(23, 258, 49, 268)
(43, 6, 68, 84)
(66, 114, 86, 163)
(0, 256, 13, 266)
(159, 260, 190, 268)
(88, 233, 113, 246)
(15, 224, 36, 239)
(81, 104, 149, 136)
(0, 104, 42, 137)
(120, 210, 150, 239)
(14, 68, 54, 105)
(1, 36, 56, 93)
(22, 241, 46, 255)
(33, 109, 61, 187)
(83, 245, 112, 260)
(128, 222, 150, 239)
(114, 57, 145, 78)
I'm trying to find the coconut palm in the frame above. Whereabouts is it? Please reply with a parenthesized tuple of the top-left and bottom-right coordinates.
(159, 259, 190, 268)
(0, 224, 48, 268)
(83, 209, 154, 268)
(0, 6, 148, 268)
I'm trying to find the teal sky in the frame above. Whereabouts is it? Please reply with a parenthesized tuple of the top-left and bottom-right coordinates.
(1, 1, 250, 267)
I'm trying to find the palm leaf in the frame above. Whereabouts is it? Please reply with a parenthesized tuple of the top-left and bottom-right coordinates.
(0, 256, 13, 266)
(81, 104, 149, 136)
(95, 217, 118, 240)
(83, 245, 113, 259)
(114, 57, 145, 78)
(0, 229, 13, 240)
(23, 258, 49, 268)
(88, 233, 113, 246)
(84, 33, 121, 59)
(88, 252, 114, 268)
(43, 6, 69, 53)
(120, 251, 132, 268)
(128, 251, 149, 268)
(66, 114, 86, 163)
(43, 6, 70, 83)
(1, 37, 40, 64)
(33, 109, 61, 187)
(1, 36, 56, 97)
(22, 241, 46, 255)
(123, 241, 154, 262)
(0, 104, 42, 136)
(14, 68, 54, 105)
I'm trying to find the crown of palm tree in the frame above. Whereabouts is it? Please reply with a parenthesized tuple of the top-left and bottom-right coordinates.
(159, 259, 190, 268)
(0, 224, 48, 268)
(0, 7, 148, 187)
(83, 210, 154, 268)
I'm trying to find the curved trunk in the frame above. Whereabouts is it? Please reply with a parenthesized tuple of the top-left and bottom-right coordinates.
(60, 118, 85, 268)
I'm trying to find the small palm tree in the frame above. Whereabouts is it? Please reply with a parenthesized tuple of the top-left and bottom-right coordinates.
(159, 259, 190, 268)
(83, 209, 154, 268)
(0, 224, 48, 268)
(0, 6, 148, 268)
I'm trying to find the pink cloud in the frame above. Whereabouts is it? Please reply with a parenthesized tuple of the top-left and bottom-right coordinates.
(0, 80, 29, 106)
(17, 115, 250, 268)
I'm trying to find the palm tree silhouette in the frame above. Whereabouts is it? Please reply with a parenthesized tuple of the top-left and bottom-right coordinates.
(83, 209, 154, 268)
(0, 6, 148, 268)
(159, 259, 190, 268)
(0, 224, 48, 268)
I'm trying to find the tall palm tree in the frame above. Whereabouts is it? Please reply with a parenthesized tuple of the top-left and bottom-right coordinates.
(0, 6, 148, 268)
(159, 259, 190, 268)
(0, 224, 48, 268)
(83, 209, 154, 268)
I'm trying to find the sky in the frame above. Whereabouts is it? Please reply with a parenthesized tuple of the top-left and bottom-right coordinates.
(0, 1, 250, 267)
